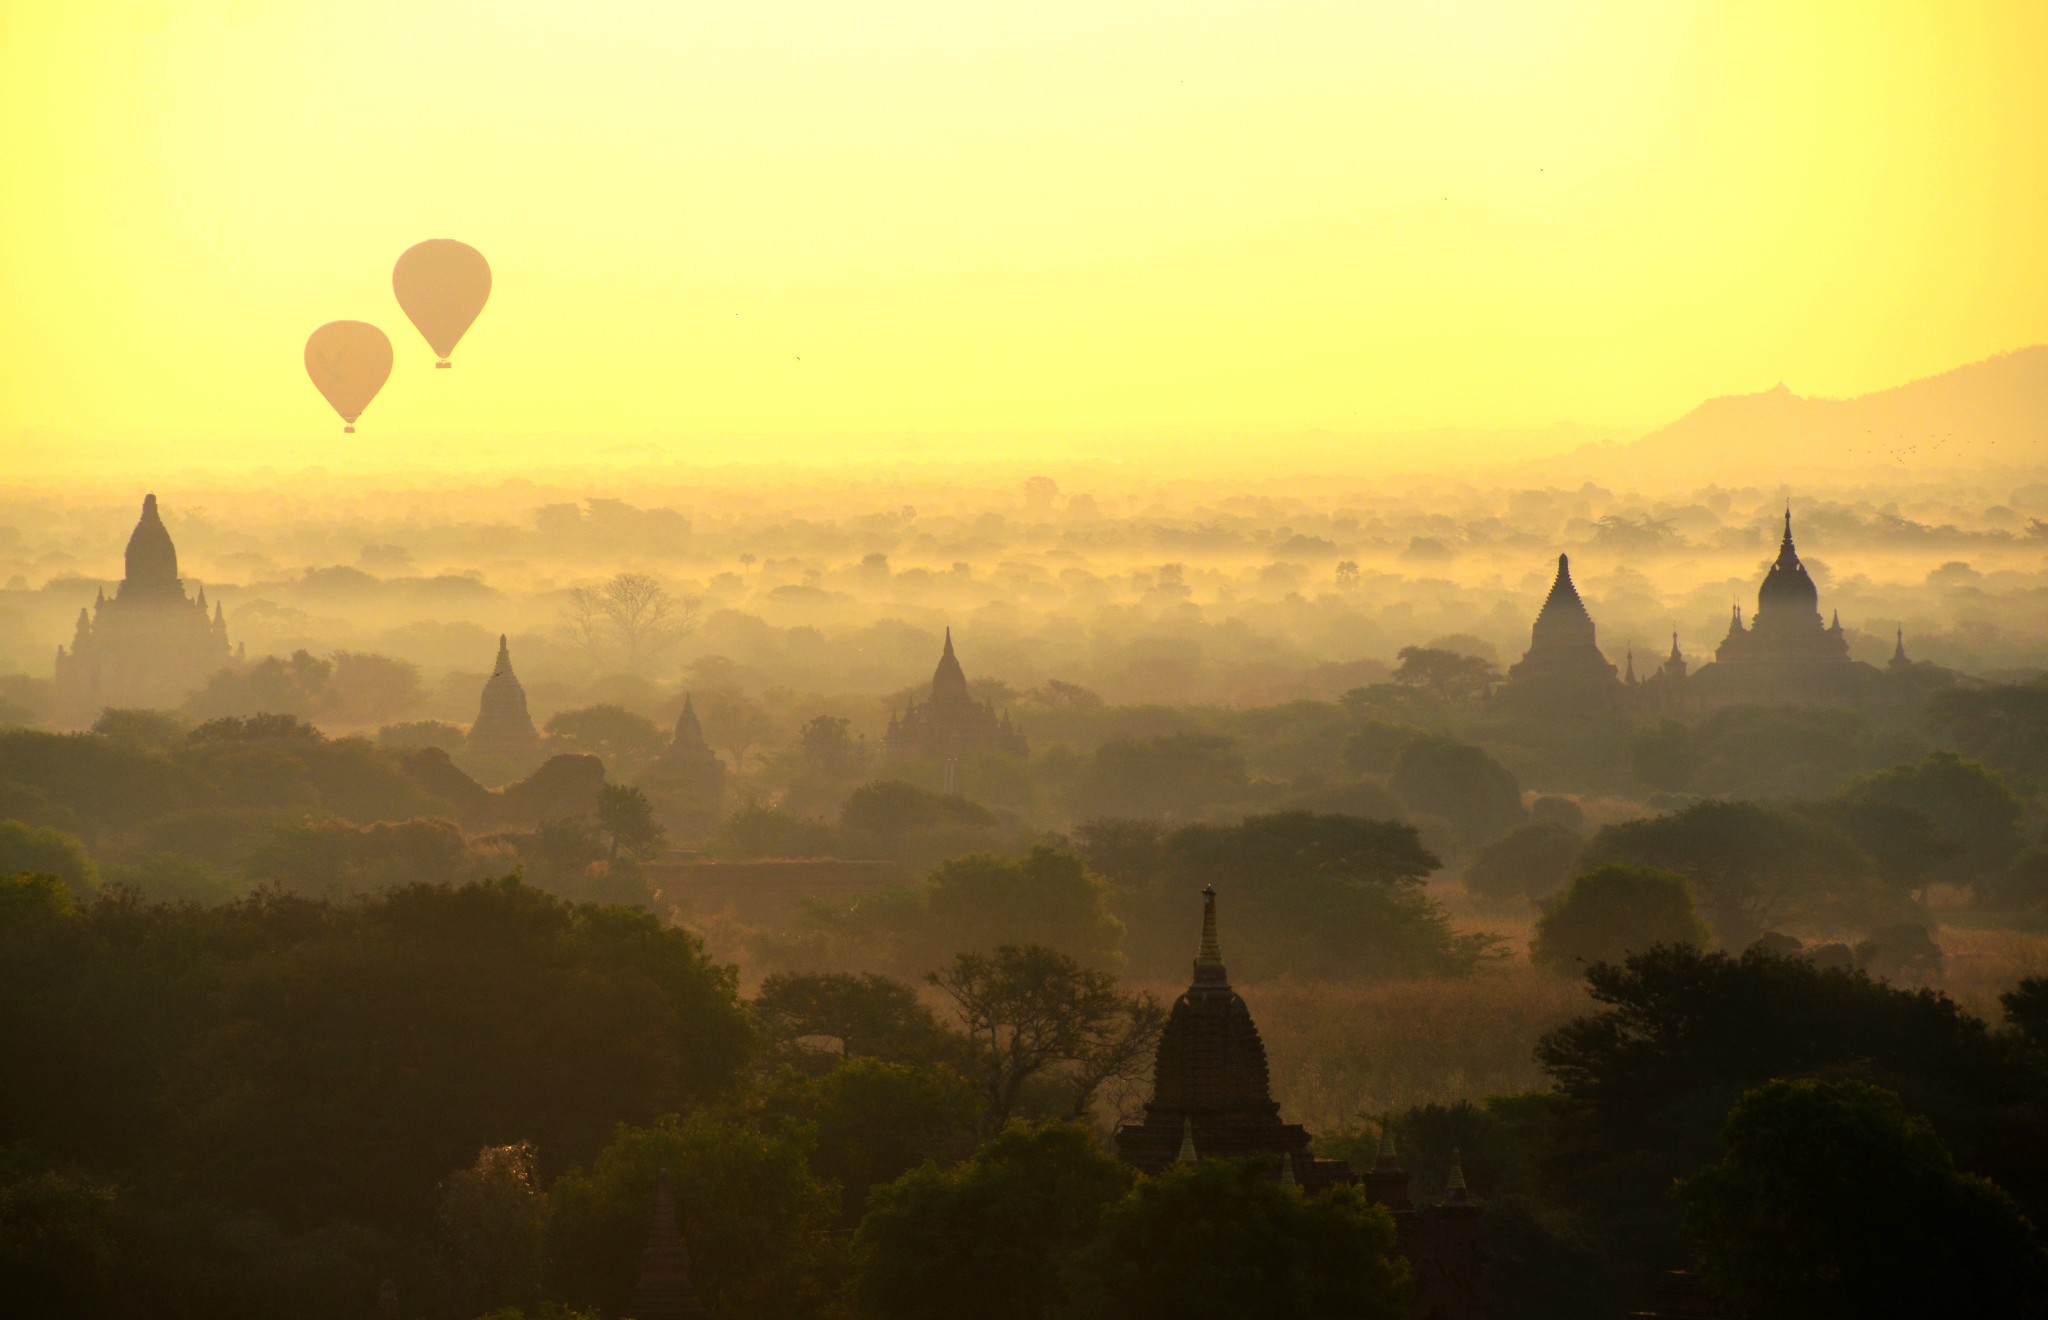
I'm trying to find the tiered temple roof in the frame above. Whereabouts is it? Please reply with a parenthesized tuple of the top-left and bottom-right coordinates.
(622, 1171, 708, 1320)
(54, 493, 233, 718)
(466, 635, 542, 771)
(884, 629, 1027, 759)
(1114, 888, 1350, 1187)
(1501, 553, 1620, 707)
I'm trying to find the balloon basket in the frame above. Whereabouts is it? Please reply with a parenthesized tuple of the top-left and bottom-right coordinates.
(435, 360, 452, 369)
(343, 425, 355, 434)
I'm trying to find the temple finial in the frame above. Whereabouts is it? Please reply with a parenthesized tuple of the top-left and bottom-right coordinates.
(1177, 1119, 1198, 1164)
(1376, 1124, 1398, 1164)
(1196, 885, 1223, 969)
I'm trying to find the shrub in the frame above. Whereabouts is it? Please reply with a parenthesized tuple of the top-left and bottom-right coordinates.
(1531, 865, 1709, 974)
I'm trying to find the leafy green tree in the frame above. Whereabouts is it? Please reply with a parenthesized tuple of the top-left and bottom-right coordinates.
(545, 1110, 843, 1320)
(1530, 865, 1710, 975)
(183, 650, 333, 721)
(596, 783, 665, 860)
(1390, 735, 1527, 849)
(0, 729, 204, 841)
(1683, 703, 1907, 799)
(99, 852, 238, 905)
(853, 1123, 1133, 1320)
(1339, 720, 1426, 775)
(1078, 733, 1249, 819)
(318, 651, 425, 726)
(438, 1141, 548, 1316)
(710, 799, 836, 859)
(796, 715, 867, 779)
(1166, 811, 1438, 890)
(90, 707, 188, 754)
(1678, 1078, 2048, 1319)
(1534, 946, 2048, 1280)
(1820, 797, 1957, 899)
(176, 878, 750, 1227)
(761, 1057, 980, 1223)
(928, 945, 1164, 1132)
(1071, 817, 1170, 888)
(1391, 645, 1499, 704)
(1465, 821, 1582, 908)
(1062, 1158, 1412, 1320)
(1102, 812, 1465, 981)
(920, 848, 1126, 971)
(376, 719, 468, 753)
(1844, 752, 2025, 889)
(1926, 682, 2048, 788)
(0, 1158, 120, 1317)
(1580, 800, 1879, 945)
(0, 820, 98, 900)
(1629, 719, 1697, 793)
(543, 704, 667, 769)
(2005, 978, 2048, 1056)
(753, 970, 963, 1069)
(840, 780, 1000, 861)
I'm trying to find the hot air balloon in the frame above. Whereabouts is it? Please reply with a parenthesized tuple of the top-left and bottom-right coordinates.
(392, 239, 491, 368)
(304, 321, 393, 433)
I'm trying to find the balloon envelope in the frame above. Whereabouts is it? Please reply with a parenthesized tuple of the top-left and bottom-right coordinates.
(393, 239, 491, 362)
(304, 321, 393, 428)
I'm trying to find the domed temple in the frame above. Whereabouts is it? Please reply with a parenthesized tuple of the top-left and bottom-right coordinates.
(1691, 507, 1877, 706)
(55, 494, 234, 719)
(466, 635, 543, 776)
(1498, 554, 1621, 712)
(884, 629, 1027, 759)
(1117, 888, 1486, 1319)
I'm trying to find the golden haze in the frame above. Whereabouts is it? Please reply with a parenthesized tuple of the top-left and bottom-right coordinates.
(3, 1, 2046, 473)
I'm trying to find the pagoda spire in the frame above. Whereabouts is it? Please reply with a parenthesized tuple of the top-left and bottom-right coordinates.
(1194, 885, 1227, 984)
(1623, 644, 1636, 685)
(623, 1171, 708, 1320)
(1176, 1120, 1198, 1164)
(1443, 1146, 1474, 1206)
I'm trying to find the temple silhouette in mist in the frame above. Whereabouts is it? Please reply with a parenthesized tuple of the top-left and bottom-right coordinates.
(54, 494, 236, 719)
(1500, 506, 1888, 714)
(884, 628, 1027, 759)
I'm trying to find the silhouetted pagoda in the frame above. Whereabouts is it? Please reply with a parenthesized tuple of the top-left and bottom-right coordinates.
(884, 629, 1027, 759)
(622, 1171, 707, 1320)
(465, 635, 543, 775)
(1115, 887, 1353, 1188)
(647, 692, 727, 810)
(1118, 888, 1489, 1319)
(1692, 507, 1876, 706)
(1498, 553, 1620, 712)
(54, 493, 234, 719)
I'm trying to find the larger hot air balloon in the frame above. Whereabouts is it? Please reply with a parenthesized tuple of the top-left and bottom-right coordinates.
(393, 239, 491, 368)
(304, 321, 393, 433)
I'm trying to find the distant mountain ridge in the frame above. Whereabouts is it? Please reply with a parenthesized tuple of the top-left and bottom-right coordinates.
(1620, 345, 2048, 474)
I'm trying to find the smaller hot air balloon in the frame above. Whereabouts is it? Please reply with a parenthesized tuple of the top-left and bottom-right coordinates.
(393, 239, 491, 368)
(304, 321, 393, 433)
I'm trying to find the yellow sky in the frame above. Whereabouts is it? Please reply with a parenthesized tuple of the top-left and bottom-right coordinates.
(3, 1, 2044, 473)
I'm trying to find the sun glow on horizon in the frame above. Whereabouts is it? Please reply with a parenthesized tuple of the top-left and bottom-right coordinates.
(3, 1, 2045, 474)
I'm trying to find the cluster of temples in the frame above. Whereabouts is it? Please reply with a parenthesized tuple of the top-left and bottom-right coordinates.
(1499, 507, 1905, 716)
